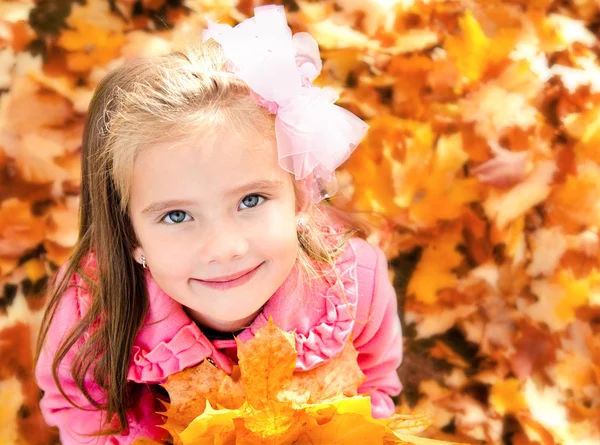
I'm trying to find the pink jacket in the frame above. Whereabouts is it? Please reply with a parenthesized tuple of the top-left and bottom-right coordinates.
(35, 238, 403, 445)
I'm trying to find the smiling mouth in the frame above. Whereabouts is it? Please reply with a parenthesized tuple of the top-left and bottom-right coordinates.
(193, 263, 263, 290)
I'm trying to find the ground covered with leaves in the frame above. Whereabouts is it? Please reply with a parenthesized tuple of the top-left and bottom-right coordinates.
(0, 0, 599, 444)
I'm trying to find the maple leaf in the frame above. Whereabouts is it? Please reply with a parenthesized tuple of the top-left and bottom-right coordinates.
(408, 132, 481, 227)
(444, 10, 518, 88)
(0, 376, 24, 445)
(0, 199, 45, 270)
(0, 76, 72, 133)
(562, 106, 600, 164)
(444, 10, 491, 84)
(307, 20, 375, 50)
(0, 77, 73, 185)
(554, 268, 600, 323)
(45, 197, 79, 250)
(470, 143, 529, 189)
(57, 0, 126, 73)
(158, 319, 467, 445)
(546, 161, 600, 232)
(342, 116, 408, 219)
(527, 227, 568, 277)
(284, 339, 366, 404)
(509, 323, 557, 380)
(483, 160, 556, 230)
(460, 82, 539, 143)
(407, 226, 463, 305)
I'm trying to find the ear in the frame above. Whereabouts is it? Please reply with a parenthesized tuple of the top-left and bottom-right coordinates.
(133, 246, 145, 265)
(294, 180, 311, 214)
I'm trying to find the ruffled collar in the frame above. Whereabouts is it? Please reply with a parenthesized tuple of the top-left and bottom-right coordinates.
(237, 241, 358, 370)
(126, 239, 359, 383)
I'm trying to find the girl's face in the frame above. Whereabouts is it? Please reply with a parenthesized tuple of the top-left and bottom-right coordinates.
(129, 130, 298, 332)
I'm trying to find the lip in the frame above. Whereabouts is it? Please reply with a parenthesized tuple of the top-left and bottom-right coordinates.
(193, 262, 263, 290)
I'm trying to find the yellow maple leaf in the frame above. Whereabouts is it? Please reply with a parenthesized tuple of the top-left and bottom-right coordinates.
(407, 226, 463, 305)
(390, 120, 435, 211)
(445, 10, 519, 86)
(342, 116, 409, 218)
(555, 269, 600, 322)
(0, 377, 24, 445)
(237, 319, 297, 410)
(159, 319, 466, 445)
(490, 379, 527, 416)
(408, 133, 481, 227)
(546, 162, 600, 232)
(345, 117, 477, 229)
(445, 10, 491, 84)
(562, 106, 600, 164)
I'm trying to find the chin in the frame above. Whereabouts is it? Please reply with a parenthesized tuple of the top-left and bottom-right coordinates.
(207, 319, 248, 332)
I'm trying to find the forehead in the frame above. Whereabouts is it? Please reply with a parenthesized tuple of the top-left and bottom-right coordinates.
(146, 130, 277, 171)
(130, 130, 288, 204)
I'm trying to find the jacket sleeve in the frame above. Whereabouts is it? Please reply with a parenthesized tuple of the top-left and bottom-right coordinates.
(351, 239, 403, 419)
(35, 280, 168, 445)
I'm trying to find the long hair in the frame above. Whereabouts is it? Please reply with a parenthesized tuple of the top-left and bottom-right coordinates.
(35, 40, 370, 435)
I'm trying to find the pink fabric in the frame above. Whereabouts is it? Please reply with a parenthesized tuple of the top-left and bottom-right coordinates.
(203, 6, 369, 201)
(35, 273, 169, 445)
(236, 239, 359, 371)
(35, 238, 403, 444)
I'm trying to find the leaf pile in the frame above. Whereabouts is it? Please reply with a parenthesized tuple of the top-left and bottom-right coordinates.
(0, 0, 599, 444)
(140, 319, 464, 445)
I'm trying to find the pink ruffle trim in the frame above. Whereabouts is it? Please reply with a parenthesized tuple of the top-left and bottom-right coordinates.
(294, 247, 358, 371)
(127, 322, 214, 383)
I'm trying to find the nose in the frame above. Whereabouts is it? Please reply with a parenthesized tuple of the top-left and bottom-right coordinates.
(197, 219, 249, 264)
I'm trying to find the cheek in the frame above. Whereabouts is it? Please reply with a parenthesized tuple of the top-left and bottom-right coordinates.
(137, 228, 195, 278)
(252, 206, 298, 258)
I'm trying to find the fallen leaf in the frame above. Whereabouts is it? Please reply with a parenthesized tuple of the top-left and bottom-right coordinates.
(164, 320, 466, 445)
(407, 226, 463, 305)
(483, 160, 556, 230)
(546, 161, 600, 232)
(527, 227, 568, 277)
(471, 143, 529, 189)
(0, 198, 45, 260)
(0, 377, 24, 445)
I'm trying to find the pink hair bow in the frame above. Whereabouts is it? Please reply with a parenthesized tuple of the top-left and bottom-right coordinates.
(203, 5, 369, 201)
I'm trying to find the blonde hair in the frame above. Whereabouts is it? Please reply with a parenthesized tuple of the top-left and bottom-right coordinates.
(35, 39, 370, 436)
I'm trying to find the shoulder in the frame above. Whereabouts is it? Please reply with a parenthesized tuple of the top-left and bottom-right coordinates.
(345, 237, 382, 271)
(342, 237, 386, 302)
(37, 254, 97, 364)
(343, 238, 397, 341)
(345, 236, 380, 265)
(51, 255, 96, 327)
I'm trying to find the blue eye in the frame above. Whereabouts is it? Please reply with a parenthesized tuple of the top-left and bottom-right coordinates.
(162, 210, 191, 224)
(239, 194, 265, 210)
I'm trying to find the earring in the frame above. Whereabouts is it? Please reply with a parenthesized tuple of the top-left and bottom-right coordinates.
(296, 216, 307, 232)
(140, 256, 147, 269)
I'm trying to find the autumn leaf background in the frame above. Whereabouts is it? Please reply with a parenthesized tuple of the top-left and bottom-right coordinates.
(1, 0, 599, 444)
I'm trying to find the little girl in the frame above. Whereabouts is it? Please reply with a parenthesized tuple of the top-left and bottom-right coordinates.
(35, 6, 402, 444)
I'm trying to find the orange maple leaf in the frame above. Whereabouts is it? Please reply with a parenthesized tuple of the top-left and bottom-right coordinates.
(143, 319, 466, 445)
(57, 0, 126, 72)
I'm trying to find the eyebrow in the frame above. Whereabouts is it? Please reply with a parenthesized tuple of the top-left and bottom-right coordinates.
(141, 199, 197, 215)
(140, 179, 284, 215)
(225, 179, 284, 197)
